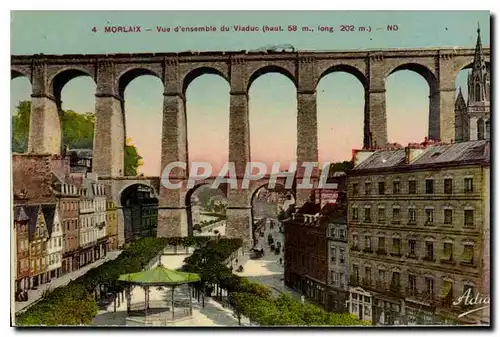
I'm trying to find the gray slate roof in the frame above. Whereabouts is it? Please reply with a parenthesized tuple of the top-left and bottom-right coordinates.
(354, 140, 490, 172)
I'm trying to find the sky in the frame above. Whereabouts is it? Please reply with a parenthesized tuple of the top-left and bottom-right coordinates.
(10, 11, 490, 176)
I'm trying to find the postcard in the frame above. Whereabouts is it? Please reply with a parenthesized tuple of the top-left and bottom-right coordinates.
(11, 10, 491, 327)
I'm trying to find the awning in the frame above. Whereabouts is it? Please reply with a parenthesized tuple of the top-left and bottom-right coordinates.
(442, 245, 452, 260)
(462, 247, 473, 262)
(441, 282, 452, 297)
(118, 264, 200, 286)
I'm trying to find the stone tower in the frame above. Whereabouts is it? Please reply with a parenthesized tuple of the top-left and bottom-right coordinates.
(455, 24, 491, 142)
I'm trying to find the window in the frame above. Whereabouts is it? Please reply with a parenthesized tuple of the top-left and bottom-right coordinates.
(464, 210, 474, 226)
(378, 182, 385, 195)
(332, 272, 338, 285)
(425, 179, 434, 194)
(378, 208, 386, 223)
(339, 229, 346, 240)
(408, 239, 416, 256)
(330, 227, 336, 238)
(408, 208, 416, 224)
(408, 180, 417, 194)
(463, 284, 474, 298)
(364, 208, 371, 222)
(444, 178, 453, 194)
(392, 238, 401, 256)
(352, 235, 359, 248)
(392, 207, 400, 222)
(391, 272, 401, 289)
(442, 280, 453, 301)
(408, 274, 417, 293)
(340, 273, 345, 288)
(393, 181, 400, 194)
(365, 182, 372, 195)
(444, 209, 453, 225)
(378, 237, 385, 251)
(352, 208, 359, 221)
(464, 178, 474, 193)
(462, 244, 474, 263)
(353, 265, 359, 281)
(339, 248, 345, 264)
(365, 267, 372, 281)
(425, 209, 434, 225)
(425, 277, 434, 295)
(378, 270, 385, 283)
(425, 241, 434, 260)
(364, 235, 372, 250)
(353, 183, 359, 195)
(330, 245, 336, 263)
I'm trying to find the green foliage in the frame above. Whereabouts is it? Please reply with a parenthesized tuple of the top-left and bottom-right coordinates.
(11, 100, 142, 176)
(124, 143, 143, 176)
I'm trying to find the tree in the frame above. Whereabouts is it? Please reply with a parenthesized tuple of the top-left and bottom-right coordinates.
(124, 137, 143, 176)
(11, 101, 142, 175)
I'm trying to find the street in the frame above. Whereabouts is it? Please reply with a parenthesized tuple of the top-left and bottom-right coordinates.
(15, 250, 122, 313)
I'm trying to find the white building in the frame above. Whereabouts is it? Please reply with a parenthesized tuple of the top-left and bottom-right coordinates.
(79, 187, 95, 267)
(46, 207, 63, 279)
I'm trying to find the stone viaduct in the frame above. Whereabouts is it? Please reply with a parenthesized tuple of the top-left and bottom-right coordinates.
(11, 47, 490, 246)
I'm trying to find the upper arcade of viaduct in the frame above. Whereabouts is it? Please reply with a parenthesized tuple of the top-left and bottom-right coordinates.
(11, 47, 490, 243)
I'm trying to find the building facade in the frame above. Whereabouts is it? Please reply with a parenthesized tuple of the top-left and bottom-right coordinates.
(58, 182, 81, 274)
(46, 206, 63, 280)
(347, 139, 490, 325)
(455, 26, 491, 142)
(106, 200, 119, 251)
(326, 198, 349, 313)
(27, 205, 50, 288)
(79, 189, 96, 267)
(14, 204, 30, 292)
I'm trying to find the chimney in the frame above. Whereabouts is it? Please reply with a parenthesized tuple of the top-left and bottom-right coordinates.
(405, 144, 426, 164)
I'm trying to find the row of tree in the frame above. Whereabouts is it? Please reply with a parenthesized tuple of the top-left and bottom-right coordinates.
(181, 238, 370, 326)
(11, 101, 143, 176)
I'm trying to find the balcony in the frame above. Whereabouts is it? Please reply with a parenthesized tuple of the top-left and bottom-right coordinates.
(388, 284, 401, 295)
(362, 248, 373, 253)
(375, 281, 387, 292)
(391, 220, 401, 225)
(406, 253, 417, 259)
(349, 275, 360, 287)
(422, 256, 435, 262)
(376, 249, 386, 255)
(460, 260, 474, 267)
(361, 278, 372, 288)
(405, 287, 419, 297)
(407, 220, 416, 226)
(390, 252, 402, 258)
(440, 258, 455, 265)
(350, 246, 360, 252)
(419, 291, 435, 303)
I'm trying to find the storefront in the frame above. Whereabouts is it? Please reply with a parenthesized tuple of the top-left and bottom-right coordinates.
(348, 287, 373, 322)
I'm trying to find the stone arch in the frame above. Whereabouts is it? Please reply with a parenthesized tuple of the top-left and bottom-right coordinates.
(117, 67, 163, 98)
(246, 65, 297, 92)
(386, 62, 438, 91)
(118, 181, 159, 206)
(119, 182, 159, 242)
(49, 67, 96, 103)
(11, 68, 31, 82)
(316, 64, 368, 89)
(181, 66, 230, 96)
(185, 183, 228, 236)
(453, 58, 491, 80)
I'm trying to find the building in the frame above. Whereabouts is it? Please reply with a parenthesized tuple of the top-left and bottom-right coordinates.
(106, 200, 119, 251)
(87, 173, 108, 260)
(284, 201, 327, 307)
(26, 205, 51, 288)
(325, 195, 349, 313)
(45, 205, 63, 280)
(57, 181, 81, 274)
(14, 203, 31, 293)
(455, 26, 491, 142)
(347, 139, 490, 325)
(78, 186, 96, 267)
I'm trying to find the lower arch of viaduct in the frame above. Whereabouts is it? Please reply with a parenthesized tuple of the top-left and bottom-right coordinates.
(11, 48, 489, 246)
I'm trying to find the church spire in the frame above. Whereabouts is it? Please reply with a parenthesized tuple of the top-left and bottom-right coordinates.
(455, 86, 466, 110)
(468, 23, 489, 103)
